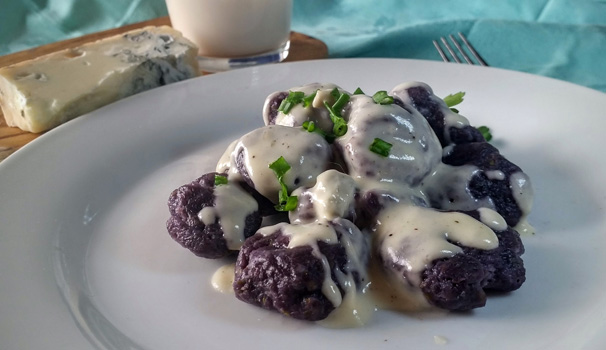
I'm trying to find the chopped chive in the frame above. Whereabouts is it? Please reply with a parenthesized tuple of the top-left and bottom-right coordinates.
(302, 120, 336, 143)
(443, 92, 465, 107)
(276, 181, 298, 211)
(353, 87, 365, 95)
(477, 126, 492, 142)
(278, 99, 294, 114)
(302, 120, 316, 132)
(269, 156, 291, 178)
(332, 118, 348, 137)
(369, 138, 393, 157)
(372, 91, 394, 105)
(323, 100, 348, 137)
(302, 90, 317, 108)
(332, 93, 350, 111)
(214, 174, 228, 186)
(323, 89, 351, 137)
(278, 91, 305, 114)
(330, 87, 340, 99)
(282, 195, 299, 211)
(268, 156, 299, 211)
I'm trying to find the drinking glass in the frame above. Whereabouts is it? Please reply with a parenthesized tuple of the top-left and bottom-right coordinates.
(165, 0, 292, 72)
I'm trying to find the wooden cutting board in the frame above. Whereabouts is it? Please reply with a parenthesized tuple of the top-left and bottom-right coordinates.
(0, 16, 328, 163)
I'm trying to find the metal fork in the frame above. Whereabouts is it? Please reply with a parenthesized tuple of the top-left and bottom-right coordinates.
(433, 33, 488, 66)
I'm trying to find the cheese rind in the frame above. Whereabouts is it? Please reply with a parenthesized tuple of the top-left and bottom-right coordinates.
(0, 26, 199, 133)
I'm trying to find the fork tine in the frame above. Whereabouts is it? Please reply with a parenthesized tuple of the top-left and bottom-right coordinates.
(433, 33, 489, 66)
(432, 40, 450, 62)
(449, 34, 473, 64)
(457, 32, 488, 66)
(440, 37, 462, 63)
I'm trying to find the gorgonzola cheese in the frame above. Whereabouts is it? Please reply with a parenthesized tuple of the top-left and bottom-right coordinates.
(0, 26, 199, 133)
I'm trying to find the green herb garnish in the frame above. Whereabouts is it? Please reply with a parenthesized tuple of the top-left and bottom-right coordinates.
(332, 92, 350, 111)
(330, 87, 341, 99)
(302, 90, 317, 108)
(299, 88, 351, 140)
(372, 90, 394, 105)
(332, 118, 348, 137)
(443, 92, 491, 141)
(278, 91, 305, 114)
(323, 101, 348, 137)
(214, 174, 228, 186)
(268, 156, 299, 211)
(353, 87, 365, 95)
(443, 92, 465, 111)
(323, 89, 350, 137)
(302, 120, 316, 132)
(369, 138, 393, 157)
(303, 120, 329, 138)
(302, 120, 336, 143)
(477, 126, 492, 142)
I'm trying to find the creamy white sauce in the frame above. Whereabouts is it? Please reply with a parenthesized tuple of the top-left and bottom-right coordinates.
(197, 183, 258, 250)
(214, 183, 258, 250)
(336, 94, 442, 186)
(356, 177, 429, 209)
(280, 222, 343, 307)
(311, 88, 337, 109)
(316, 277, 375, 328)
(443, 109, 472, 133)
(486, 169, 506, 180)
(389, 81, 473, 145)
(257, 222, 342, 306)
(289, 170, 358, 224)
(421, 163, 495, 211)
(478, 207, 508, 231)
(314, 218, 374, 327)
(203, 81, 535, 328)
(421, 162, 534, 233)
(434, 335, 449, 345)
(389, 81, 420, 105)
(263, 83, 344, 134)
(510, 171, 535, 234)
(374, 205, 498, 286)
(216, 139, 238, 174)
(211, 263, 235, 293)
(366, 256, 432, 312)
(226, 125, 331, 202)
(257, 219, 371, 326)
(514, 219, 535, 236)
(338, 222, 368, 281)
(261, 91, 284, 125)
(197, 207, 216, 225)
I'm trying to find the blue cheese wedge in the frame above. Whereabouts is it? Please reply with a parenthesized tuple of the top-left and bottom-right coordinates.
(0, 26, 199, 133)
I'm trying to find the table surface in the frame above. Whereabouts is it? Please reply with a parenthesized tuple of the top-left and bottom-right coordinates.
(0, 16, 328, 163)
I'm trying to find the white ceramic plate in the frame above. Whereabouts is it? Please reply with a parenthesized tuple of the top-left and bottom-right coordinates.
(1, 59, 605, 350)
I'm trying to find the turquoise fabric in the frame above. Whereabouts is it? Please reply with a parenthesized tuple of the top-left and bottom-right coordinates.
(1, 0, 605, 91)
